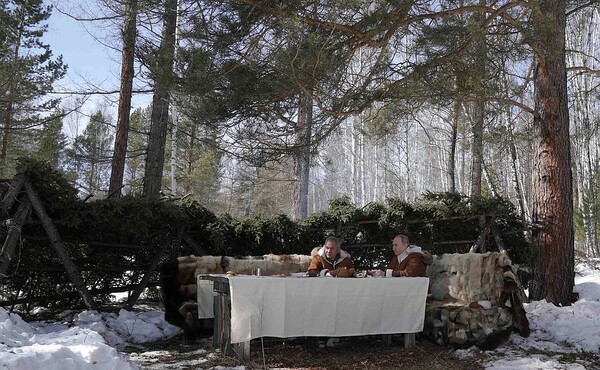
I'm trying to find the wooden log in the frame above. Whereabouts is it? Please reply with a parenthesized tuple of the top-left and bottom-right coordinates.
(469, 216, 491, 253)
(432, 240, 476, 245)
(0, 173, 25, 217)
(17, 265, 153, 272)
(491, 221, 507, 253)
(0, 197, 32, 279)
(0, 281, 160, 306)
(24, 180, 97, 310)
(182, 233, 207, 256)
(19, 235, 154, 250)
(125, 227, 184, 309)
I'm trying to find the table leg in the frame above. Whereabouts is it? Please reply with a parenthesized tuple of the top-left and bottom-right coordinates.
(221, 292, 250, 362)
(213, 294, 224, 349)
(404, 333, 415, 348)
(232, 341, 250, 361)
(382, 334, 392, 345)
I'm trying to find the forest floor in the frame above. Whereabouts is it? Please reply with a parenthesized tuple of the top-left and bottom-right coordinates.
(125, 333, 487, 370)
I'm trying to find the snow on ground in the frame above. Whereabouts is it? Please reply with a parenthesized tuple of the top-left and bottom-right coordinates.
(458, 259, 600, 369)
(1, 259, 600, 370)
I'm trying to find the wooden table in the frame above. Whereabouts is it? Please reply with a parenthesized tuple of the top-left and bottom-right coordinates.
(198, 274, 429, 361)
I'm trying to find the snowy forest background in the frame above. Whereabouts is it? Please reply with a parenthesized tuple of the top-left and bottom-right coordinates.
(1, 0, 599, 272)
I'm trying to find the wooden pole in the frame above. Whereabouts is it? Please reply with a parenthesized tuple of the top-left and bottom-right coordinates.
(125, 226, 184, 309)
(182, 233, 207, 256)
(469, 216, 491, 253)
(0, 173, 25, 217)
(24, 180, 97, 310)
(491, 219, 507, 253)
(0, 196, 31, 278)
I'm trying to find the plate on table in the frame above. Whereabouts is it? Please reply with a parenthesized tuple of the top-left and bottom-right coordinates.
(289, 272, 308, 278)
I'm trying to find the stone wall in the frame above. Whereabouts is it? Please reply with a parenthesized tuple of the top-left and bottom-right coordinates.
(423, 252, 525, 349)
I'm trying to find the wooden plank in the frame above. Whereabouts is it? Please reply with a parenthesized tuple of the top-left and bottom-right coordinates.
(0, 197, 32, 278)
(24, 180, 97, 310)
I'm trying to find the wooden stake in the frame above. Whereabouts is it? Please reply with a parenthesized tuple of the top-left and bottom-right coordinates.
(125, 226, 184, 309)
(0, 173, 25, 217)
(0, 196, 31, 278)
(24, 180, 97, 310)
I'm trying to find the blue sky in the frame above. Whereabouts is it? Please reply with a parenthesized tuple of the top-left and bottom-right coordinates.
(44, 3, 120, 96)
(43, 0, 151, 126)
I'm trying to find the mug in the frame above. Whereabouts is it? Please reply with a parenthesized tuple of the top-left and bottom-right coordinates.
(385, 269, 393, 277)
(252, 268, 262, 276)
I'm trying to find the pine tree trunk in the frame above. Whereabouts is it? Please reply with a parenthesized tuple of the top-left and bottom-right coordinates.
(143, 0, 178, 198)
(448, 76, 460, 193)
(109, 0, 137, 196)
(293, 94, 312, 220)
(471, 3, 486, 197)
(1, 10, 23, 162)
(529, 0, 575, 305)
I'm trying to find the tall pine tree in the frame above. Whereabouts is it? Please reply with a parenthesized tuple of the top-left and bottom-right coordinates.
(0, 0, 66, 175)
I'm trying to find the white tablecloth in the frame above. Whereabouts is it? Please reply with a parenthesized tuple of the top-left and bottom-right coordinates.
(197, 279, 217, 318)
(226, 276, 429, 344)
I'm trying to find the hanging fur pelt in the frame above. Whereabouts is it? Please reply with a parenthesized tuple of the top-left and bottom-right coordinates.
(499, 265, 531, 337)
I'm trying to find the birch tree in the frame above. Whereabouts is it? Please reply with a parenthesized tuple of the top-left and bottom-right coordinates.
(567, 6, 600, 257)
(65, 110, 114, 195)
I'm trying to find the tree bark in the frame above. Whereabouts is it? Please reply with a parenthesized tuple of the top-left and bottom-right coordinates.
(529, 0, 574, 305)
(0, 10, 23, 161)
(448, 75, 460, 193)
(143, 0, 178, 198)
(292, 94, 312, 220)
(109, 0, 138, 196)
(471, 2, 486, 197)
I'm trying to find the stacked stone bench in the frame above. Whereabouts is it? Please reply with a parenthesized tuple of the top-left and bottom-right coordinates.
(423, 252, 529, 349)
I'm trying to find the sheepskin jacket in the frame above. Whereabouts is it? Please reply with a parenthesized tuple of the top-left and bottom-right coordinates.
(388, 246, 433, 277)
(307, 247, 354, 276)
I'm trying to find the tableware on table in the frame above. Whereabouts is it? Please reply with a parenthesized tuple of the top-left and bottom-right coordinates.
(290, 272, 308, 278)
(355, 270, 368, 278)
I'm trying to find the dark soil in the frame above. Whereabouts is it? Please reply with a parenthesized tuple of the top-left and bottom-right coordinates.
(127, 333, 484, 369)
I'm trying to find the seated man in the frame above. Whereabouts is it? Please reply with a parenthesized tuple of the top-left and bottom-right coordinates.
(373, 234, 432, 277)
(307, 236, 354, 277)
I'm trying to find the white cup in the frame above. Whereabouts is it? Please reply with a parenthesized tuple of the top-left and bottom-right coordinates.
(385, 269, 393, 277)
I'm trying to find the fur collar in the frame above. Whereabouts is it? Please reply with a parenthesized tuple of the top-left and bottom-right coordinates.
(317, 246, 351, 265)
